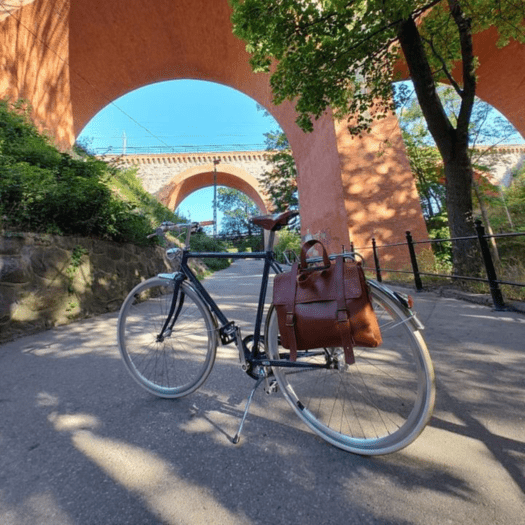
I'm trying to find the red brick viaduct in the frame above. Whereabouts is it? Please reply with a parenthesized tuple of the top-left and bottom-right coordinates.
(1, 1, 524, 263)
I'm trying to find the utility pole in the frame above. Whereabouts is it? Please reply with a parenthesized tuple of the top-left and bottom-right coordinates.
(122, 131, 127, 155)
(213, 159, 221, 237)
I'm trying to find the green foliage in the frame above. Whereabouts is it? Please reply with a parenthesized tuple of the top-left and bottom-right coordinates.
(109, 164, 179, 226)
(66, 245, 88, 294)
(400, 128, 445, 219)
(225, 234, 264, 252)
(426, 210, 453, 266)
(497, 167, 525, 231)
(0, 99, 180, 246)
(232, 1, 525, 134)
(217, 187, 261, 236)
(478, 166, 525, 263)
(396, 81, 525, 270)
(231, 0, 404, 133)
(273, 228, 301, 264)
(189, 233, 231, 271)
(396, 83, 522, 152)
(239, 235, 264, 252)
(260, 131, 299, 212)
(231, 0, 525, 275)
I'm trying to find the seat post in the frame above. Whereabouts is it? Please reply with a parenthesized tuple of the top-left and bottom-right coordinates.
(265, 230, 276, 252)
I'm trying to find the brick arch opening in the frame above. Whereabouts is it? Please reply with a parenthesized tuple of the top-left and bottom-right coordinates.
(391, 26, 525, 140)
(157, 163, 270, 214)
(48, 0, 356, 253)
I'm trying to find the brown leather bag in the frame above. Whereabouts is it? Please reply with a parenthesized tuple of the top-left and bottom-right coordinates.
(273, 240, 382, 364)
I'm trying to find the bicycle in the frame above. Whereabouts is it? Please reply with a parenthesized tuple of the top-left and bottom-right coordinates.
(117, 210, 435, 455)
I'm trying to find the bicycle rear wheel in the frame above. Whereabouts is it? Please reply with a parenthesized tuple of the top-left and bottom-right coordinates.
(265, 283, 435, 455)
(117, 277, 217, 398)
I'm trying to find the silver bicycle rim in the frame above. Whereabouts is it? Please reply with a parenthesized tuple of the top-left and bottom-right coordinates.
(117, 277, 217, 398)
(266, 287, 435, 455)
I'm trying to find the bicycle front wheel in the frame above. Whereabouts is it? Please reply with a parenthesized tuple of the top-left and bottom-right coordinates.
(266, 284, 435, 455)
(117, 277, 217, 398)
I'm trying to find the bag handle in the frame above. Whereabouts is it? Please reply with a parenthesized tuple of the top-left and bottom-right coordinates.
(299, 240, 331, 272)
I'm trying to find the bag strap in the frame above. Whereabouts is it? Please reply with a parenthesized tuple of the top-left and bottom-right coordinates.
(299, 239, 330, 271)
(284, 262, 300, 361)
(335, 256, 355, 365)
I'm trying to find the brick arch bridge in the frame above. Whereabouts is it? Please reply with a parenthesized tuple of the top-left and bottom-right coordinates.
(2, 1, 525, 264)
(113, 151, 272, 214)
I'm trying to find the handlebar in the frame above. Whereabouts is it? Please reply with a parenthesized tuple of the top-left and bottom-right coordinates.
(147, 220, 215, 237)
(305, 251, 363, 265)
(148, 220, 215, 248)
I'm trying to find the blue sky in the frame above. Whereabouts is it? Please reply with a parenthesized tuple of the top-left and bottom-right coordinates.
(78, 79, 280, 154)
(78, 80, 280, 227)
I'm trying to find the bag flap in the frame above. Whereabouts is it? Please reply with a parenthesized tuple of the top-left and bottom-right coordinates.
(273, 259, 364, 305)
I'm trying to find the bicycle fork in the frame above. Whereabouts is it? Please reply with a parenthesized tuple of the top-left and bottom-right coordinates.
(157, 273, 186, 342)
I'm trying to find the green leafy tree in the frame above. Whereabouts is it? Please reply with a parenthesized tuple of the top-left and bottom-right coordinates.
(260, 131, 299, 212)
(231, 0, 525, 275)
(217, 187, 260, 236)
(502, 166, 525, 230)
(400, 126, 445, 219)
(397, 83, 524, 263)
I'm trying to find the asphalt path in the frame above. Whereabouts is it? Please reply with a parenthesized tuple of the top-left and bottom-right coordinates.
(1, 259, 524, 524)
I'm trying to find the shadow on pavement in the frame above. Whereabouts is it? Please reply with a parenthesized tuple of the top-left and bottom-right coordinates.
(1, 261, 524, 524)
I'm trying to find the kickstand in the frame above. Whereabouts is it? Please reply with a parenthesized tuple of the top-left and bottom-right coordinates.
(232, 373, 265, 445)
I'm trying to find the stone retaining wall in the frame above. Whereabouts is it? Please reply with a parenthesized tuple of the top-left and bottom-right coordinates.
(0, 233, 175, 343)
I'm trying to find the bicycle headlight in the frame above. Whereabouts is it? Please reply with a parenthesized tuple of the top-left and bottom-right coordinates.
(166, 247, 183, 269)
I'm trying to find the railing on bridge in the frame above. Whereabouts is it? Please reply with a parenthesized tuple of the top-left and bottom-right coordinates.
(92, 144, 267, 155)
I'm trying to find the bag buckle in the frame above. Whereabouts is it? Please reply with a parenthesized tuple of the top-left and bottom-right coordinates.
(337, 309, 349, 323)
(286, 312, 295, 327)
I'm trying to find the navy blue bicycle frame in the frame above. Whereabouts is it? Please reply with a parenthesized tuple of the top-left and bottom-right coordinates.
(167, 246, 345, 371)
(179, 248, 282, 356)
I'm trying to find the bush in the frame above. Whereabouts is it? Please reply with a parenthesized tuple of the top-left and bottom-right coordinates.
(426, 210, 453, 267)
(0, 98, 176, 246)
(109, 165, 180, 226)
(189, 234, 231, 271)
(225, 233, 264, 252)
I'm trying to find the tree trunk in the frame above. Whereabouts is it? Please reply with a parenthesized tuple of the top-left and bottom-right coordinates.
(443, 150, 480, 276)
(397, 11, 482, 277)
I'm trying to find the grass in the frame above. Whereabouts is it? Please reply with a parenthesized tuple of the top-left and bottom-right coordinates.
(105, 163, 181, 227)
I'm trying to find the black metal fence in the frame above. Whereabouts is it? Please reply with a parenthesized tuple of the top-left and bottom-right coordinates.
(353, 220, 525, 311)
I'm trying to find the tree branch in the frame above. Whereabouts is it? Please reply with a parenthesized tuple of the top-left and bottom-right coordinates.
(448, 0, 476, 145)
(397, 16, 455, 159)
(421, 34, 463, 96)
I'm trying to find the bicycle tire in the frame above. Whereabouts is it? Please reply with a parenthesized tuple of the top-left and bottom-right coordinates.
(265, 283, 435, 455)
(117, 277, 217, 398)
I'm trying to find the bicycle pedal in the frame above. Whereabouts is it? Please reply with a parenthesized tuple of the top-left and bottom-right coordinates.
(220, 321, 237, 345)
